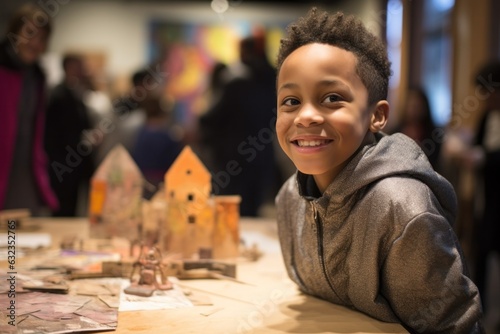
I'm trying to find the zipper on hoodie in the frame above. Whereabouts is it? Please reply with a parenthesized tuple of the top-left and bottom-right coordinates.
(311, 201, 328, 275)
(311, 201, 343, 302)
(311, 202, 318, 233)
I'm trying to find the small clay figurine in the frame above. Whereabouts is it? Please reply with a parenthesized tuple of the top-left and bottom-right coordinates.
(124, 245, 173, 297)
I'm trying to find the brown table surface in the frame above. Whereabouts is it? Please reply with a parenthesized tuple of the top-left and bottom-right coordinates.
(6, 217, 408, 334)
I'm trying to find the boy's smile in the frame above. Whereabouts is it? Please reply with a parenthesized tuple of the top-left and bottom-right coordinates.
(276, 43, 380, 192)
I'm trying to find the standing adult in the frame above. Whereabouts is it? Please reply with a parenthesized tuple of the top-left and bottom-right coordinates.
(198, 35, 278, 216)
(469, 61, 500, 312)
(0, 4, 58, 215)
(45, 54, 94, 216)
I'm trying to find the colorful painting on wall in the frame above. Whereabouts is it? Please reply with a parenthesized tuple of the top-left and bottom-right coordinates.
(147, 20, 286, 127)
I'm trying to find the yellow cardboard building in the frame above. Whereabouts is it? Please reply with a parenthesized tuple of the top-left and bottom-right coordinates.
(161, 146, 241, 259)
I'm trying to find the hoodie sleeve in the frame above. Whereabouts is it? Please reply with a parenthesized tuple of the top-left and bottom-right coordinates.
(381, 212, 483, 333)
(275, 176, 308, 291)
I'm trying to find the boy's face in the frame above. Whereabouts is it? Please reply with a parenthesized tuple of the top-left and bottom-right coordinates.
(276, 43, 379, 191)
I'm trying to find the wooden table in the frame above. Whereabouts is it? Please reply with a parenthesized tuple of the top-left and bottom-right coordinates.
(9, 217, 408, 334)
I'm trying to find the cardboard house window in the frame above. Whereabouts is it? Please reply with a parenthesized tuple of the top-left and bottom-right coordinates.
(188, 215, 196, 224)
(187, 194, 194, 201)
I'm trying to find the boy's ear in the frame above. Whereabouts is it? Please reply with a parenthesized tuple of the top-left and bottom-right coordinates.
(369, 100, 389, 133)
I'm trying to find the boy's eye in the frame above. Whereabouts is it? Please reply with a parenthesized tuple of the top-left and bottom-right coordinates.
(322, 94, 342, 103)
(283, 98, 300, 106)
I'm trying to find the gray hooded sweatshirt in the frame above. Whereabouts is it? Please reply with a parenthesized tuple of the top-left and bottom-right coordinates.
(276, 133, 483, 333)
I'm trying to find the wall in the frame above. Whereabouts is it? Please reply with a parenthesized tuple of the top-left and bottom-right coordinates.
(45, 1, 382, 85)
(0, 1, 384, 88)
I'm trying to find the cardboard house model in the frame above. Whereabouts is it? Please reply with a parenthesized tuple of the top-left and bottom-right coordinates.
(88, 145, 143, 241)
(161, 146, 241, 259)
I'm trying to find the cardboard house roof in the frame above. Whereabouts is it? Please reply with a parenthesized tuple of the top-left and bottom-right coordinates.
(92, 144, 143, 183)
(165, 146, 211, 194)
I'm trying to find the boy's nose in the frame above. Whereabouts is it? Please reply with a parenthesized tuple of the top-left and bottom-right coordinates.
(294, 105, 323, 127)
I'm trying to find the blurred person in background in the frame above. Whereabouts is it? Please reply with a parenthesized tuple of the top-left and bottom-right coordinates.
(198, 34, 278, 217)
(114, 69, 151, 153)
(192, 61, 230, 172)
(131, 93, 183, 199)
(0, 4, 58, 215)
(466, 61, 500, 315)
(45, 54, 95, 216)
(442, 61, 500, 328)
(393, 87, 442, 171)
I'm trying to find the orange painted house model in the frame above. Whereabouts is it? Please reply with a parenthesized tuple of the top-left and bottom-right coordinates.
(161, 146, 241, 259)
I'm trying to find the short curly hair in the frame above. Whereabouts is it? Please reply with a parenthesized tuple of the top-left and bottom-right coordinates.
(277, 8, 391, 105)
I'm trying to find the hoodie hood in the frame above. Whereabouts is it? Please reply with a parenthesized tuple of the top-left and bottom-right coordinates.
(297, 132, 457, 225)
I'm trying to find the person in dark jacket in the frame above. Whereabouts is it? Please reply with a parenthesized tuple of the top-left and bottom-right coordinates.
(0, 4, 58, 215)
(275, 8, 483, 333)
(45, 54, 95, 216)
(198, 34, 278, 217)
(469, 61, 500, 314)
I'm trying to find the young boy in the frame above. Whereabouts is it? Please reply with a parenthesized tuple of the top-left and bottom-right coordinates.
(275, 8, 483, 333)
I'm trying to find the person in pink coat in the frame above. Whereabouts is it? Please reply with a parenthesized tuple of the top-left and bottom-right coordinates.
(0, 4, 58, 215)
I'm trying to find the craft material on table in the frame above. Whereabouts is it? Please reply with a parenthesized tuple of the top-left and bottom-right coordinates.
(0, 274, 120, 334)
(0, 270, 195, 334)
